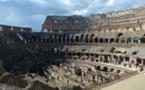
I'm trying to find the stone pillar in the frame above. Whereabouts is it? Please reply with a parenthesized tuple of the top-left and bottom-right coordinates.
(108, 39, 110, 43)
(138, 40, 141, 43)
(141, 59, 144, 66)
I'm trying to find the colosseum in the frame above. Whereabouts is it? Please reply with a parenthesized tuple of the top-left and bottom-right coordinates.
(0, 5, 145, 90)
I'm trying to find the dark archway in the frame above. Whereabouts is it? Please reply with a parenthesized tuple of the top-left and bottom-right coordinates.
(32, 36, 37, 43)
(70, 36, 74, 43)
(66, 35, 69, 43)
(94, 37, 98, 43)
(85, 34, 89, 43)
(121, 38, 125, 43)
(127, 38, 132, 43)
(75, 36, 79, 42)
(137, 58, 142, 64)
(62, 34, 66, 43)
(140, 37, 145, 43)
(133, 37, 139, 43)
(89, 34, 95, 43)
(103, 67, 108, 72)
(104, 38, 108, 43)
(57, 35, 61, 43)
(96, 66, 101, 70)
(99, 38, 103, 43)
(110, 38, 114, 43)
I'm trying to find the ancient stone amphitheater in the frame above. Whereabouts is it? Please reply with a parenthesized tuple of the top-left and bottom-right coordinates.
(0, 5, 145, 90)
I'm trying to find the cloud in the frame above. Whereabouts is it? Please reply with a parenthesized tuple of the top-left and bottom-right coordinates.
(0, 0, 145, 32)
(0, 0, 8, 2)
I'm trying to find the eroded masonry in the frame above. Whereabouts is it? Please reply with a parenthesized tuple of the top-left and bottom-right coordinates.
(0, 5, 145, 90)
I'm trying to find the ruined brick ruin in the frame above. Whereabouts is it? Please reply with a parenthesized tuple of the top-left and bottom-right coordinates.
(0, 5, 145, 90)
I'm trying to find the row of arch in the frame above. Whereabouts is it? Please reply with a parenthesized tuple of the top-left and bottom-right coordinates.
(29, 34, 144, 43)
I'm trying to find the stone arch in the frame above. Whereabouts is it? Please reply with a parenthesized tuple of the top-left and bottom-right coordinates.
(110, 38, 114, 43)
(51, 48, 54, 55)
(32, 36, 37, 43)
(50, 34, 54, 43)
(137, 58, 142, 64)
(85, 34, 89, 43)
(110, 68, 114, 72)
(66, 35, 70, 43)
(96, 66, 101, 70)
(50, 30, 53, 33)
(140, 37, 145, 43)
(99, 38, 103, 43)
(121, 38, 125, 43)
(43, 29, 48, 32)
(62, 34, 66, 43)
(75, 36, 79, 42)
(127, 38, 132, 43)
(54, 34, 57, 42)
(58, 35, 62, 43)
(104, 38, 108, 43)
(80, 34, 84, 41)
(125, 57, 129, 61)
(116, 70, 121, 73)
(103, 67, 108, 72)
(133, 37, 139, 43)
(70, 35, 74, 43)
(89, 34, 95, 43)
(94, 37, 98, 43)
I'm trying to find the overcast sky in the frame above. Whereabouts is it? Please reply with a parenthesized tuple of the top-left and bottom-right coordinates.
(0, 0, 145, 32)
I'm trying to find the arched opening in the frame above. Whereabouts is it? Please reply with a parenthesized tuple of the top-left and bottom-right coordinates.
(32, 36, 37, 43)
(94, 37, 98, 43)
(62, 35, 66, 43)
(50, 30, 53, 33)
(59, 30, 62, 33)
(42, 39, 45, 43)
(89, 34, 95, 43)
(125, 57, 129, 61)
(71, 36, 74, 43)
(43, 29, 47, 32)
(85, 34, 89, 43)
(104, 38, 108, 43)
(117, 70, 121, 73)
(137, 58, 142, 64)
(118, 56, 123, 64)
(140, 37, 145, 43)
(53, 34, 57, 42)
(110, 68, 114, 72)
(127, 38, 132, 43)
(96, 66, 101, 70)
(110, 38, 114, 43)
(113, 55, 118, 63)
(75, 36, 79, 42)
(133, 37, 139, 43)
(58, 35, 61, 43)
(121, 38, 125, 43)
(50, 35, 53, 43)
(48, 51, 51, 55)
(80, 34, 84, 41)
(99, 38, 103, 43)
(103, 67, 108, 72)
(51, 48, 54, 55)
(66, 35, 69, 43)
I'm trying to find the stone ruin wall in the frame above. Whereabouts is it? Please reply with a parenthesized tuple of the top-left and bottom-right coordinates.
(42, 6, 145, 33)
